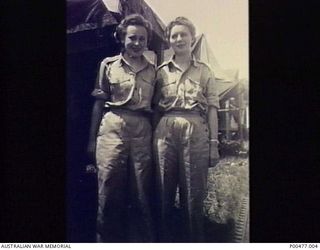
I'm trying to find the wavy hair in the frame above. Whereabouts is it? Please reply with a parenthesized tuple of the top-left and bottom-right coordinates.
(114, 14, 153, 45)
(165, 16, 196, 42)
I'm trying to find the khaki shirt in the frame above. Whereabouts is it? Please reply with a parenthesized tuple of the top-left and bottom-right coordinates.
(92, 54, 156, 112)
(153, 56, 220, 113)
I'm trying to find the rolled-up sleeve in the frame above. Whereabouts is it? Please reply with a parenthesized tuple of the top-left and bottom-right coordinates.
(91, 60, 110, 100)
(205, 68, 220, 109)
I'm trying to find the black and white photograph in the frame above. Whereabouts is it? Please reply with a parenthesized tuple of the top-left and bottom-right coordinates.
(2, 0, 319, 245)
(67, 0, 249, 243)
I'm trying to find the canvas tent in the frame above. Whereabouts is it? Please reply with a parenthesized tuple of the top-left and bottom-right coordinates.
(191, 34, 248, 138)
(67, 0, 167, 56)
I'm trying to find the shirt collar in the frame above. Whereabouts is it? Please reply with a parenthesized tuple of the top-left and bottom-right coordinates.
(117, 53, 150, 72)
(166, 54, 200, 70)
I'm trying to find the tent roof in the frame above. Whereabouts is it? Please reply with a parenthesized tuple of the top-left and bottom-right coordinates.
(67, 0, 166, 42)
(192, 34, 238, 82)
(67, 0, 118, 33)
(192, 34, 240, 99)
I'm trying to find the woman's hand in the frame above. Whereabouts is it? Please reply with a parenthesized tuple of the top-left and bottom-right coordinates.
(209, 140, 220, 168)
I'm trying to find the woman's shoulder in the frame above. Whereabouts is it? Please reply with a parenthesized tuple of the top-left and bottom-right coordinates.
(156, 60, 170, 72)
(193, 58, 211, 70)
(195, 59, 215, 78)
(100, 55, 121, 66)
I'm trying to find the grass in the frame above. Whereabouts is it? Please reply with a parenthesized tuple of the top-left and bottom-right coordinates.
(172, 153, 249, 242)
(204, 156, 249, 224)
(203, 154, 249, 242)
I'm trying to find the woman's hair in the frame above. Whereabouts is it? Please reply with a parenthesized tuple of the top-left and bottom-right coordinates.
(114, 14, 153, 45)
(165, 16, 196, 42)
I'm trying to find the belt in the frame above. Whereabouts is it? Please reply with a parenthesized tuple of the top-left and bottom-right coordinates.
(110, 108, 150, 117)
(163, 110, 204, 117)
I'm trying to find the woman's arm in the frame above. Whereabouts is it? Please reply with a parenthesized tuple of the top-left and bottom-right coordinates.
(151, 71, 162, 130)
(205, 66, 220, 167)
(87, 59, 110, 163)
(208, 106, 218, 140)
(87, 99, 105, 163)
(208, 106, 220, 167)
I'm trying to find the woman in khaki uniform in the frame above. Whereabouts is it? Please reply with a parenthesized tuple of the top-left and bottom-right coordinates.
(153, 17, 220, 242)
(87, 14, 155, 242)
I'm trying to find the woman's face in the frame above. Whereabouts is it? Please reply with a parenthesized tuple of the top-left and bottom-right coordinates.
(169, 24, 194, 55)
(123, 25, 148, 58)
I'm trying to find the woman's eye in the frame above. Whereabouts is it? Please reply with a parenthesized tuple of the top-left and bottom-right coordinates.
(128, 36, 137, 41)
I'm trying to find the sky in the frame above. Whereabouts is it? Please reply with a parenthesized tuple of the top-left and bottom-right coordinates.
(144, 0, 248, 79)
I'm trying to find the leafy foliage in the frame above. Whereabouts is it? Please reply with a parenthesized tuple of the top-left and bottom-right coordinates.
(204, 156, 249, 224)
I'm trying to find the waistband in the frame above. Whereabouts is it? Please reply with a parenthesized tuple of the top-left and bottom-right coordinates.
(163, 110, 204, 117)
(109, 108, 150, 117)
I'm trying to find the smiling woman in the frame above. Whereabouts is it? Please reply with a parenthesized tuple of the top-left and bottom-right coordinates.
(87, 14, 156, 243)
(123, 26, 147, 54)
(152, 16, 220, 243)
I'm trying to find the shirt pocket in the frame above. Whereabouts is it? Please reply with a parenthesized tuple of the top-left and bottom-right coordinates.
(109, 76, 132, 102)
(185, 77, 203, 98)
(161, 79, 177, 98)
(140, 75, 154, 99)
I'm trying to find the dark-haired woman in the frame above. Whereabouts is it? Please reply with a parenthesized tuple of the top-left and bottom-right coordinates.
(87, 14, 155, 242)
(153, 17, 220, 242)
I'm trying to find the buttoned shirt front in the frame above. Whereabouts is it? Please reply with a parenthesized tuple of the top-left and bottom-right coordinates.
(92, 54, 156, 112)
(153, 56, 220, 113)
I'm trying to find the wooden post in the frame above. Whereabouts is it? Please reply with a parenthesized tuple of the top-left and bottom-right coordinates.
(237, 82, 244, 143)
(225, 100, 231, 140)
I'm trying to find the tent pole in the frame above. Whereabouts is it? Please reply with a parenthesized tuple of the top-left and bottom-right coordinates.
(238, 82, 244, 144)
(225, 100, 231, 140)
